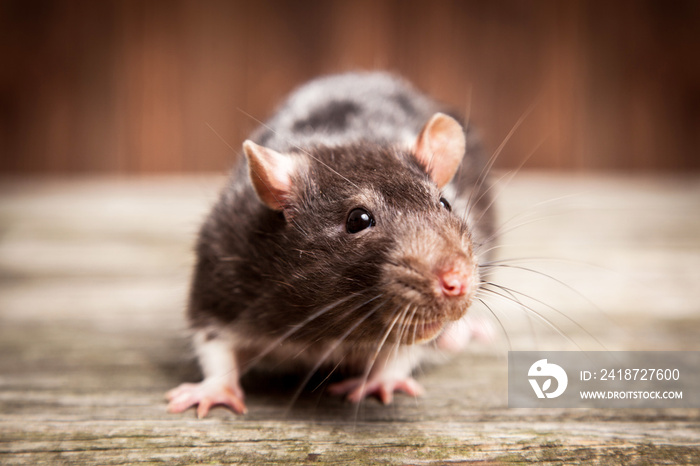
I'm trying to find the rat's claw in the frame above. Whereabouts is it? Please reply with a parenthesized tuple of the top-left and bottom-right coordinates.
(328, 376, 424, 404)
(166, 381, 247, 417)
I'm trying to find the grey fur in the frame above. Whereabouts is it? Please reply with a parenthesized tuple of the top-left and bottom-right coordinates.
(252, 72, 439, 151)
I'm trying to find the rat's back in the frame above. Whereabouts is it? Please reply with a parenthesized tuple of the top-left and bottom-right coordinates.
(251, 72, 442, 153)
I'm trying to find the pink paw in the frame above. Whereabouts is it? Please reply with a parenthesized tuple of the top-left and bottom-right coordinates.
(437, 318, 494, 352)
(166, 381, 247, 418)
(327, 376, 424, 404)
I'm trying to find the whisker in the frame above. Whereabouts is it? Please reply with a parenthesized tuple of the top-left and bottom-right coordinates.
(467, 135, 547, 227)
(407, 305, 420, 346)
(396, 302, 415, 342)
(484, 280, 604, 349)
(456, 84, 473, 188)
(352, 304, 411, 423)
(479, 286, 539, 349)
(206, 121, 240, 159)
(291, 293, 387, 356)
(476, 298, 512, 351)
(283, 298, 389, 416)
(476, 192, 586, 250)
(245, 291, 380, 370)
(464, 168, 512, 223)
(477, 209, 574, 250)
(479, 263, 604, 316)
(386, 304, 416, 377)
(480, 256, 626, 278)
(464, 101, 538, 223)
(484, 280, 608, 351)
(312, 357, 346, 393)
(479, 286, 584, 351)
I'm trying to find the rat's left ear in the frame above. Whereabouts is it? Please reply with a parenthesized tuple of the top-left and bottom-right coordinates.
(413, 113, 466, 188)
(243, 140, 297, 211)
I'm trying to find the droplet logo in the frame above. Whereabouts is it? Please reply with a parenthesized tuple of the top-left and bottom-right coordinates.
(528, 359, 568, 399)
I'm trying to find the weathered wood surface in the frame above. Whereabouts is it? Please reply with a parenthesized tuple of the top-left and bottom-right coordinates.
(1, 174, 699, 465)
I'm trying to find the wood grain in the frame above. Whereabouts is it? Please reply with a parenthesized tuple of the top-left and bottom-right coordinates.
(0, 173, 698, 464)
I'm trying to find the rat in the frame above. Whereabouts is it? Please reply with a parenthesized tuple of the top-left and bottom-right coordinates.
(166, 71, 495, 418)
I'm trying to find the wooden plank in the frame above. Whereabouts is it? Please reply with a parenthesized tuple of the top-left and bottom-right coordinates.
(1, 174, 698, 464)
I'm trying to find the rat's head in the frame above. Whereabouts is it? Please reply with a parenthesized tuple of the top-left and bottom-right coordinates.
(243, 113, 480, 345)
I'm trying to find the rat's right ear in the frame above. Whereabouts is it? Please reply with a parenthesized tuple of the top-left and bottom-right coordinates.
(243, 140, 296, 211)
(413, 113, 466, 189)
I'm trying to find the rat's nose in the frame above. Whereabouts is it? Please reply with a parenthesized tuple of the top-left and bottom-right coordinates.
(437, 268, 471, 297)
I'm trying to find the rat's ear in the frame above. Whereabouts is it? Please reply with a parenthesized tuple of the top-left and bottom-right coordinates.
(243, 140, 296, 211)
(413, 113, 466, 188)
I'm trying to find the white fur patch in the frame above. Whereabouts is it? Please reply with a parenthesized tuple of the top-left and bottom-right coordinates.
(193, 329, 239, 381)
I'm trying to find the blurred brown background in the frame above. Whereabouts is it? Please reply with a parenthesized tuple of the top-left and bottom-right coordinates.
(1, 0, 698, 174)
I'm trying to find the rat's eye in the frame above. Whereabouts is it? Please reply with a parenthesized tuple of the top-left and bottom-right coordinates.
(439, 197, 452, 212)
(346, 208, 375, 233)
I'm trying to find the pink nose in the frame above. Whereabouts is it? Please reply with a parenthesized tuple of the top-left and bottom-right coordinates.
(438, 268, 470, 297)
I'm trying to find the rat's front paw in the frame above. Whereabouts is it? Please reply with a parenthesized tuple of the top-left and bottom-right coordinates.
(327, 376, 424, 404)
(166, 380, 247, 418)
(437, 317, 494, 352)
